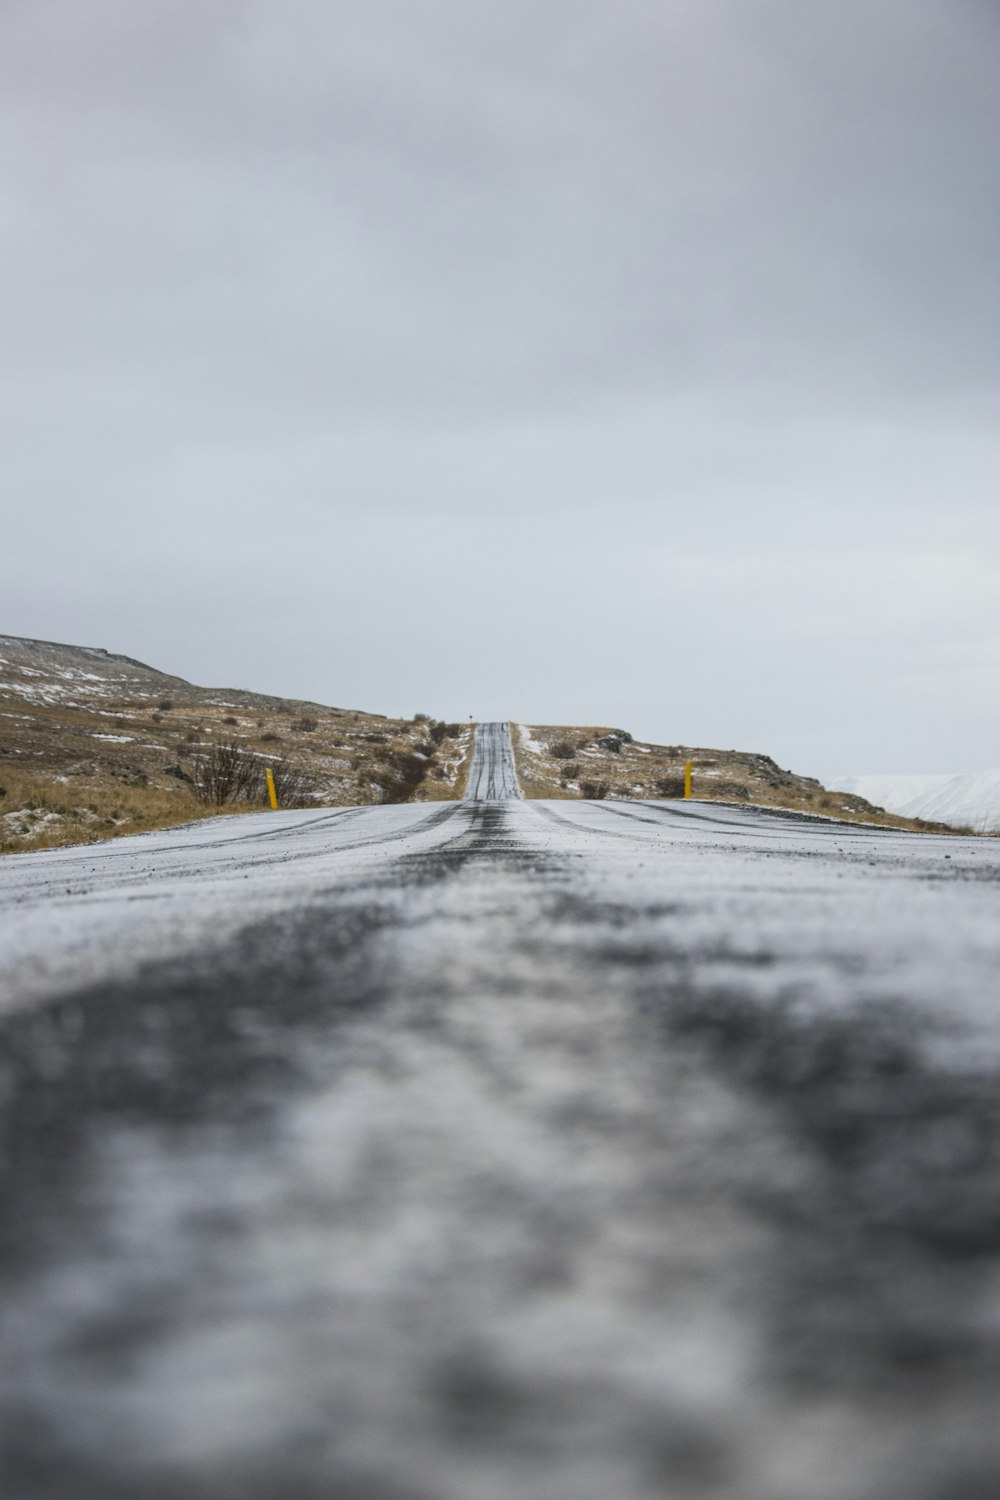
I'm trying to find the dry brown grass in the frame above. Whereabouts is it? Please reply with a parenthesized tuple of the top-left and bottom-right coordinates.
(415, 727, 475, 800)
(450, 725, 478, 800)
(510, 725, 581, 799)
(0, 770, 230, 854)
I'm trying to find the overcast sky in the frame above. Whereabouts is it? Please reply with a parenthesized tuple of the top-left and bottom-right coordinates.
(3, 0, 997, 776)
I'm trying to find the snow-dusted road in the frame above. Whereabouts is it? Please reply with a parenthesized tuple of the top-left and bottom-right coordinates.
(465, 718, 523, 800)
(2, 751, 1000, 1499)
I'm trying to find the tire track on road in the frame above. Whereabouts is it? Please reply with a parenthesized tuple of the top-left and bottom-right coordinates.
(465, 722, 523, 801)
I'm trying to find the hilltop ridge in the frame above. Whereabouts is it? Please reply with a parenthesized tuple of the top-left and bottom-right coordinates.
(0, 634, 352, 714)
(0, 634, 472, 850)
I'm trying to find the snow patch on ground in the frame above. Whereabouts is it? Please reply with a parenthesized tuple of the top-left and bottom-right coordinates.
(1, 682, 69, 699)
(514, 724, 544, 757)
(1, 809, 64, 838)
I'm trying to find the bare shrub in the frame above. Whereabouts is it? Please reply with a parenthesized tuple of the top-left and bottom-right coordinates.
(189, 740, 262, 805)
(562, 763, 579, 778)
(656, 775, 687, 798)
(580, 780, 609, 800)
(413, 712, 431, 723)
(549, 740, 576, 760)
(269, 758, 318, 808)
(187, 739, 317, 808)
(378, 749, 430, 803)
(260, 732, 281, 744)
(292, 716, 318, 732)
(157, 699, 173, 711)
(223, 715, 238, 725)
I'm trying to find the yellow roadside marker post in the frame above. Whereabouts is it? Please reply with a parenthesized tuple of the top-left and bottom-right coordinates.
(684, 759, 692, 799)
(265, 767, 278, 810)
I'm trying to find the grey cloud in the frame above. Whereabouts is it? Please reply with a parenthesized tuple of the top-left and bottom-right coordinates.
(2, 1, 998, 774)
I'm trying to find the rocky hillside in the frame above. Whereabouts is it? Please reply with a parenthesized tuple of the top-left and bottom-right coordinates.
(512, 724, 957, 832)
(0, 635, 472, 851)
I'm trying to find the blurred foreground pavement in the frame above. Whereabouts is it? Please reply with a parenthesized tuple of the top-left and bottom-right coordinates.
(1, 794, 1000, 1499)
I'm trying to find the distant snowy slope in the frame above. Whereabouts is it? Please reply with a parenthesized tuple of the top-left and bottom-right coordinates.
(829, 770, 1000, 832)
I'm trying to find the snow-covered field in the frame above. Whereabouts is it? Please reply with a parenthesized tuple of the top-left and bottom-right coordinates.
(830, 768, 1000, 832)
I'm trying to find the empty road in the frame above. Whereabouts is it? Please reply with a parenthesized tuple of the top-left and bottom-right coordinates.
(1, 723, 1000, 1500)
(464, 719, 523, 800)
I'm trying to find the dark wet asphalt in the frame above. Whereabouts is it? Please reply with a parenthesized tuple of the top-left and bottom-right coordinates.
(1, 728, 1000, 1499)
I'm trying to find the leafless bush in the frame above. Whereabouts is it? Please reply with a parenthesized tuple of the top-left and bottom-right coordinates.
(260, 732, 281, 744)
(656, 775, 687, 798)
(378, 749, 430, 803)
(188, 739, 318, 808)
(292, 716, 318, 732)
(413, 712, 431, 722)
(157, 699, 173, 711)
(425, 721, 463, 746)
(580, 780, 609, 800)
(549, 740, 576, 759)
(561, 763, 579, 778)
(189, 740, 262, 805)
(269, 758, 318, 808)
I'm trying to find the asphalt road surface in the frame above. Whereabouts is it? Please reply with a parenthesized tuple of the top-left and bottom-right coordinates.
(2, 725, 1000, 1500)
(465, 719, 523, 800)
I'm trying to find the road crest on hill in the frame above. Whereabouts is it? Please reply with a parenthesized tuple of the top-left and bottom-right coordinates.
(464, 720, 523, 800)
